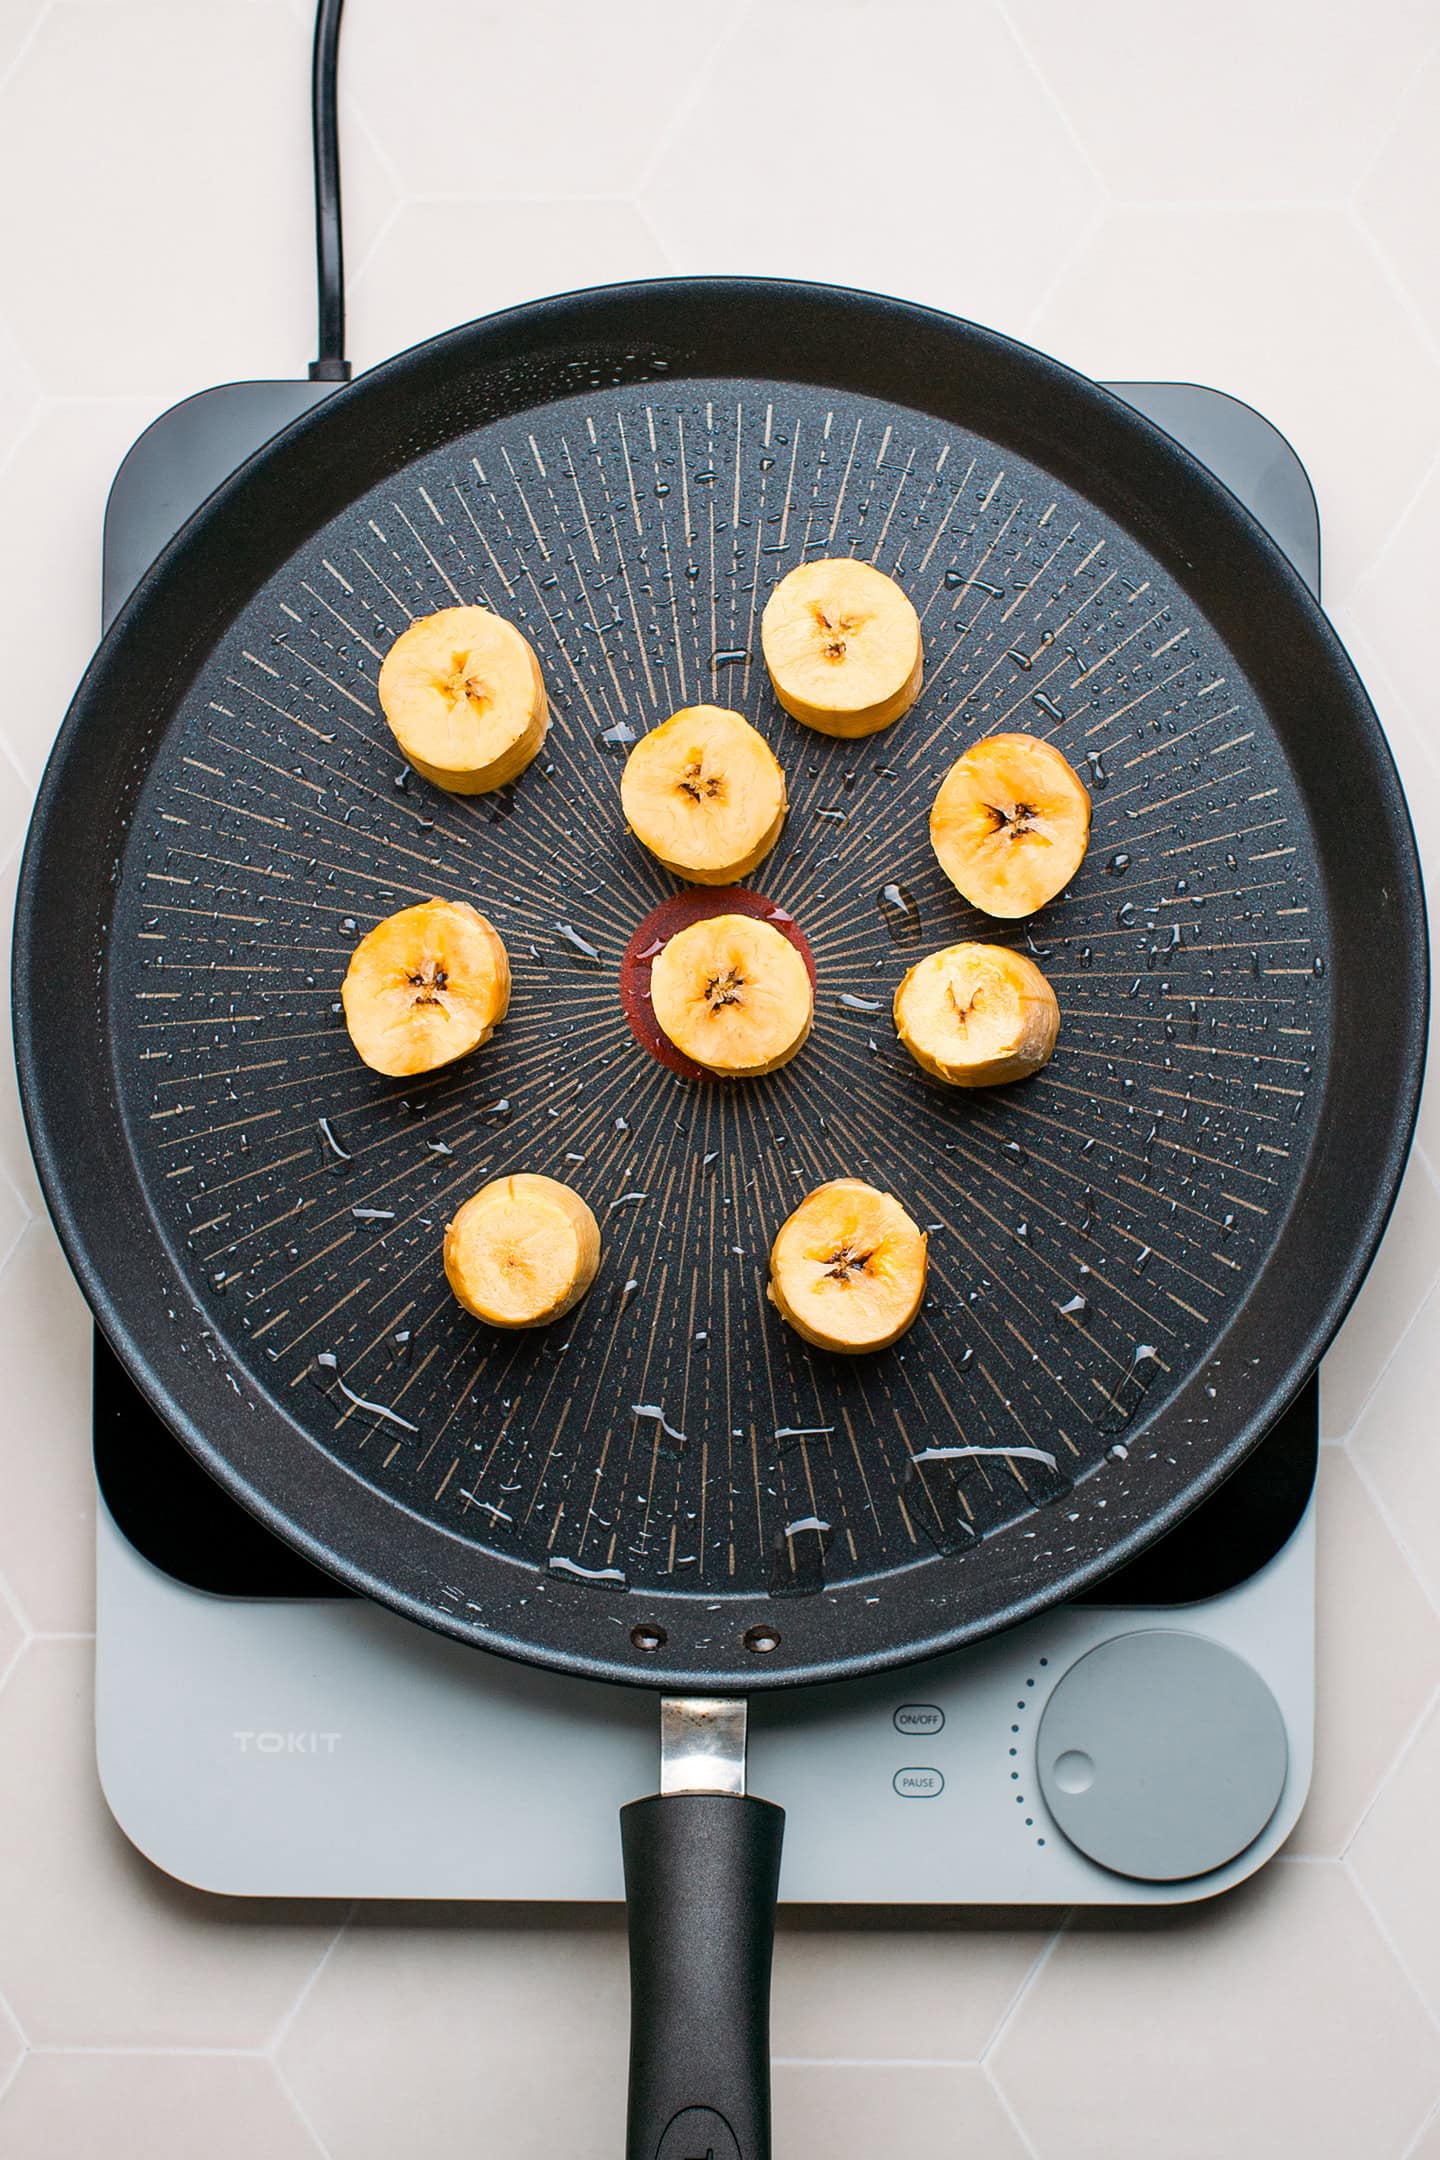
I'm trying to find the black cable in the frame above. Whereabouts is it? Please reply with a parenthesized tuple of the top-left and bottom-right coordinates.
(308, 0, 351, 382)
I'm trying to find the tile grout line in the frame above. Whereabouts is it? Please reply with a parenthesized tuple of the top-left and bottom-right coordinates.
(17, 2044, 269, 2059)
(269, 2056, 337, 2160)
(1402, 2091, 1440, 2160)
(1338, 1683, 1440, 1859)
(1326, 1143, 1440, 1446)
(1019, 200, 1109, 345)
(980, 1914, 1069, 2069)
(775, 2055, 1003, 2069)
(261, 1903, 357, 2059)
(1344, 1857, 1440, 2040)
(1344, 204, 1440, 374)
(1343, 25, 1440, 202)
(1345, 1439, 1440, 1623)
(984, 2056, 1043, 2160)
(1340, 443, 1440, 598)
(626, 0, 760, 201)
(0, 1988, 27, 2106)
(0, 1565, 31, 1645)
(991, 0, 1111, 196)
(0, 0, 52, 106)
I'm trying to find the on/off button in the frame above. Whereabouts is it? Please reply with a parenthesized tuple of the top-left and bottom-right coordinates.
(893, 1704, 945, 1736)
(893, 1766, 945, 1799)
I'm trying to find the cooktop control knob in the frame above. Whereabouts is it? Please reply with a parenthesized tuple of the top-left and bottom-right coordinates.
(1035, 1630, 1288, 1882)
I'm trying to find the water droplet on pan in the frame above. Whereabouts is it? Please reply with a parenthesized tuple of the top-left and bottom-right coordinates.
(632, 1401, 687, 1453)
(548, 1556, 628, 1590)
(768, 1516, 834, 1597)
(311, 1350, 419, 1434)
(317, 1116, 351, 1168)
(556, 922, 603, 963)
(1099, 1344, 1163, 1433)
(876, 881, 922, 945)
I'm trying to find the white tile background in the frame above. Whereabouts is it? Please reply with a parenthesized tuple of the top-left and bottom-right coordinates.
(1, 0, 1439, 2152)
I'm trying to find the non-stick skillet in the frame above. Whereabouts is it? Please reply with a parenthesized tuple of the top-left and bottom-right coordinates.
(13, 269, 1426, 2154)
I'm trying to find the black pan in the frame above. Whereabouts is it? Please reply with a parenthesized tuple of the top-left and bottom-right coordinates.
(13, 280, 1426, 2157)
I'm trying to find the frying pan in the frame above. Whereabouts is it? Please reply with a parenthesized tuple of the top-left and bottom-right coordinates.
(13, 279, 1425, 2157)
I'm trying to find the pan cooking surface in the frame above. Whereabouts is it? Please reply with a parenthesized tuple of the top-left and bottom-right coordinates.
(110, 375, 1329, 1609)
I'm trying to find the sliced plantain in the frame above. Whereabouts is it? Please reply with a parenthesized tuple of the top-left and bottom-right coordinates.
(341, 898, 510, 1078)
(894, 941, 1059, 1088)
(621, 705, 787, 884)
(930, 731, 1090, 917)
(768, 1178, 927, 1354)
(378, 604, 548, 794)
(444, 1173, 601, 1329)
(649, 912, 812, 1078)
(761, 558, 922, 737)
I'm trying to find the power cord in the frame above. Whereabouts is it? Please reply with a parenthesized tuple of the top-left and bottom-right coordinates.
(308, 0, 351, 382)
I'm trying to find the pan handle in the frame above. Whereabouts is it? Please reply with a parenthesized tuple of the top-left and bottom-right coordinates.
(620, 1788, 785, 2160)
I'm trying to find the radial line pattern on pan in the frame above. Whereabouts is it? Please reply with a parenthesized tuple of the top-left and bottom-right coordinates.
(114, 381, 1326, 1598)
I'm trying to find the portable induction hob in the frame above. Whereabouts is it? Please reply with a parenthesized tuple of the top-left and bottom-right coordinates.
(89, 372, 1322, 1903)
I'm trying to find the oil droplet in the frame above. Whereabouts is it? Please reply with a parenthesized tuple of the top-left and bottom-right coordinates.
(1057, 1292, 1090, 1324)
(1105, 852, 1131, 876)
(1083, 751, 1108, 789)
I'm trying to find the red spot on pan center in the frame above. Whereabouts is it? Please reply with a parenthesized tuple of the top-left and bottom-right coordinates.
(618, 887, 817, 1083)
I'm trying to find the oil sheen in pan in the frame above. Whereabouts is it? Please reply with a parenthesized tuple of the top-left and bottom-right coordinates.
(110, 376, 1329, 1602)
